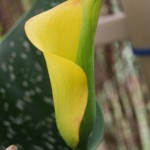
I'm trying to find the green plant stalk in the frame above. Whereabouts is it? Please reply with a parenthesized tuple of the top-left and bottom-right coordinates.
(76, 0, 102, 147)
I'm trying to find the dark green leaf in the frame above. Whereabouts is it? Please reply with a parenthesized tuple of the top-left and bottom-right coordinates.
(0, 0, 69, 150)
(87, 101, 105, 150)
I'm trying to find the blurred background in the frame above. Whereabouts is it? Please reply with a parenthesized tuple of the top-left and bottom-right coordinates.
(0, 0, 150, 150)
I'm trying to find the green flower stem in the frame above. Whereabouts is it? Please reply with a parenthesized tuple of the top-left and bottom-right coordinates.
(76, 0, 102, 146)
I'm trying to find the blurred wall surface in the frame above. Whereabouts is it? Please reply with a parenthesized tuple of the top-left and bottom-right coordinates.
(0, 0, 24, 34)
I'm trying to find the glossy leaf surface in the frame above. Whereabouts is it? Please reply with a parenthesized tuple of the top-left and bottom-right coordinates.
(0, 0, 70, 149)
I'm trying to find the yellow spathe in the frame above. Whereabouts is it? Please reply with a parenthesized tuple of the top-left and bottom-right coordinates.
(44, 53, 88, 147)
(25, 0, 82, 61)
(25, 0, 88, 148)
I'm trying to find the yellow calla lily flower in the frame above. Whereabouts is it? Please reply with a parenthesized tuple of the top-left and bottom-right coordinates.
(25, 0, 101, 148)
